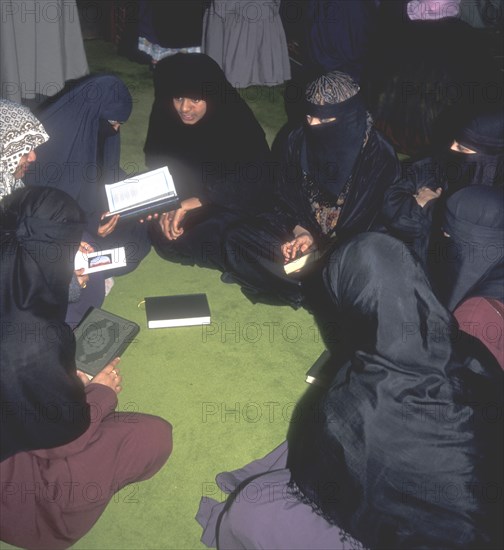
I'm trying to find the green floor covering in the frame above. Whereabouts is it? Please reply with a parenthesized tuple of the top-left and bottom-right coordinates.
(0, 41, 324, 550)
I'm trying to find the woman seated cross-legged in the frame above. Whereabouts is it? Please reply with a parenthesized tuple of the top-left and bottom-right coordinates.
(144, 53, 272, 270)
(0, 187, 172, 550)
(222, 70, 400, 309)
(197, 233, 503, 550)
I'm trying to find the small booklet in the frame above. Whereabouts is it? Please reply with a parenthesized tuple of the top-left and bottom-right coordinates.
(284, 248, 322, 275)
(305, 349, 333, 386)
(102, 166, 180, 222)
(74, 247, 127, 274)
(74, 308, 140, 378)
(145, 294, 211, 329)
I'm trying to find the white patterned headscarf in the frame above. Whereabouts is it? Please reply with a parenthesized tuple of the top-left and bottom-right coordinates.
(0, 99, 49, 199)
(407, 0, 461, 21)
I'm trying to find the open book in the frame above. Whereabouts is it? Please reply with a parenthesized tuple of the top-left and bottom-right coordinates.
(102, 166, 180, 222)
(284, 248, 322, 275)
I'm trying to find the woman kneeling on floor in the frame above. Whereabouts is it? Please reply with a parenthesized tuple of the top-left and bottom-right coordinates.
(0, 187, 172, 550)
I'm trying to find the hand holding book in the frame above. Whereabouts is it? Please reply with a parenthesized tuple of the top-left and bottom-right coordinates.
(98, 213, 120, 236)
(101, 166, 180, 224)
(76, 357, 122, 392)
(281, 226, 315, 263)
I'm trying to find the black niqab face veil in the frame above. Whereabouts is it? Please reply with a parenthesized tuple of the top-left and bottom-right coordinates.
(444, 109, 504, 188)
(304, 71, 367, 197)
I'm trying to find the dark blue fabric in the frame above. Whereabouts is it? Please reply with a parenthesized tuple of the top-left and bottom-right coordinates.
(24, 75, 132, 232)
(456, 109, 504, 156)
(304, 0, 379, 81)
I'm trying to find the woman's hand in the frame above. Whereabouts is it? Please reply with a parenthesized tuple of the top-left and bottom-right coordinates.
(76, 370, 91, 386)
(74, 241, 94, 288)
(159, 197, 202, 241)
(281, 227, 314, 263)
(79, 241, 94, 254)
(98, 213, 120, 237)
(89, 357, 122, 394)
(139, 213, 159, 223)
(74, 268, 89, 289)
(414, 187, 442, 208)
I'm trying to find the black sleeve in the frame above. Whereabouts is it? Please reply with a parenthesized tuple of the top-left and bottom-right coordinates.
(382, 158, 442, 241)
(0, 328, 90, 461)
(269, 127, 312, 234)
(199, 143, 274, 215)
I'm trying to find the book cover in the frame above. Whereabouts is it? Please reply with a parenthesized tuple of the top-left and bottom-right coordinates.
(74, 308, 140, 377)
(145, 294, 211, 329)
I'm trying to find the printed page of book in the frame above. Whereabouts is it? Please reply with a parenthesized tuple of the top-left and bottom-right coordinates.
(105, 166, 177, 214)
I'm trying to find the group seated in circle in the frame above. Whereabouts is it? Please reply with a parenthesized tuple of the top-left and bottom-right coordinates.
(0, 49, 502, 550)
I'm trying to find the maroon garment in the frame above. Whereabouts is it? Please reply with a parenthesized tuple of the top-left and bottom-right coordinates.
(455, 297, 504, 370)
(0, 384, 172, 550)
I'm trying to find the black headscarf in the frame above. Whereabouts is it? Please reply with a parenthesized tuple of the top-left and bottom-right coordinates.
(24, 75, 133, 229)
(144, 53, 270, 212)
(444, 109, 504, 188)
(434, 185, 504, 310)
(0, 187, 89, 462)
(287, 233, 503, 549)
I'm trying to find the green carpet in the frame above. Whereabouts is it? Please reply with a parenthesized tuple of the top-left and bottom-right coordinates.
(0, 41, 324, 550)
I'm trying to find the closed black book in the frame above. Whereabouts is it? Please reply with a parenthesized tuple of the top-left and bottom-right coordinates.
(145, 294, 211, 328)
(74, 308, 140, 377)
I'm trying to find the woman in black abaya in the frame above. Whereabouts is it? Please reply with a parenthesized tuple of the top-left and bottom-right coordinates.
(434, 185, 504, 311)
(223, 71, 399, 308)
(144, 53, 272, 270)
(0, 187, 172, 549)
(0, 187, 89, 460)
(196, 233, 503, 549)
(435, 186, 504, 368)
(382, 108, 504, 266)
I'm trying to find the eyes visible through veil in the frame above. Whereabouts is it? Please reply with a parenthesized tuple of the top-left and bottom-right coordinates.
(306, 115, 337, 126)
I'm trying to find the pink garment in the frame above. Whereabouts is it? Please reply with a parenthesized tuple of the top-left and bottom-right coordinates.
(454, 297, 504, 370)
(407, 0, 461, 20)
(0, 384, 172, 550)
